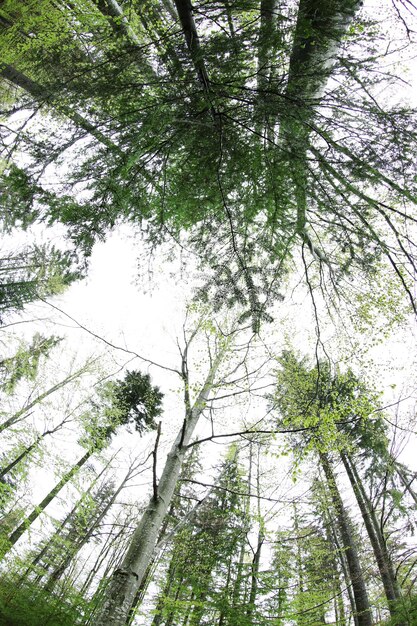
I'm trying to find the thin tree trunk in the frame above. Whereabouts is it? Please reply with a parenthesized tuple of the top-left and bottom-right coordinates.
(1, 450, 92, 556)
(150, 559, 178, 626)
(246, 444, 264, 623)
(0, 65, 120, 153)
(92, 349, 224, 626)
(231, 442, 253, 619)
(327, 514, 359, 626)
(322, 504, 347, 626)
(0, 364, 91, 434)
(320, 452, 373, 626)
(394, 463, 417, 506)
(44, 470, 129, 590)
(0, 415, 71, 480)
(246, 531, 263, 622)
(0, 438, 39, 480)
(82, 524, 126, 597)
(217, 557, 233, 626)
(24, 457, 113, 583)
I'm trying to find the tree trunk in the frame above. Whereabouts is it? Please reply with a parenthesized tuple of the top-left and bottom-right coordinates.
(341, 452, 403, 621)
(394, 462, 417, 506)
(44, 471, 129, 590)
(0, 364, 91, 434)
(230, 442, 253, 621)
(82, 524, 126, 598)
(246, 445, 264, 623)
(245, 531, 263, 622)
(0, 438, 39, 480)
(327, 513, 359, 626)
(0, 65, 120, 153)
(92, 350, 224, 626)
(150, 558, 178, 626)
(320, 452, 373, 626)
(0, 415, 70, 480)
(24, 457, 112, 583)
(1, 449, 92, 557)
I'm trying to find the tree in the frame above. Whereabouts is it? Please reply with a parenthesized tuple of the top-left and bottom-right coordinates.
(1, 0, 417, 329)
(0, 369, 163, 557)
(0, 359, 95, 434)
(273, 352, 416, 625)
(0, 244, 82, 322)
(273, 353, 375, 625)
(90, 310, 262, 626)
(0, 333, 62, 395)
(149, 445, 249, 626)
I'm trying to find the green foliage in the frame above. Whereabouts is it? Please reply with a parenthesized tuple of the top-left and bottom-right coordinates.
(0, 333, 62, 394)
(0, 244, 83, 322)
(79, 370, 163, 450)
(151, 450, 249, 625)
(272, 351, 380, 458)
(0, 577, 88, 626)
(384, 595, 417, 625)
(108, 370, 164, 433)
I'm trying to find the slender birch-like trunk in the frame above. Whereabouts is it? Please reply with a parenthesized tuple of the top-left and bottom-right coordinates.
(0, 364, 91, 434)
(45, 473, 129, 590)
(1, 450, 92, 557)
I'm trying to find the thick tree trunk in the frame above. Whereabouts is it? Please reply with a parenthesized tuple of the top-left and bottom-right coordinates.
(341, 452, 403, 621)
(92, 350, 224, 626)
(279, 0, 362, 260)
(95, 0, 142, 45)
(1, 450, 91, 557)
(173, 0, 211, 97)
(93, 0, 158, 80)
(320, 452, 373, 626)
(286, 0, 362, 103)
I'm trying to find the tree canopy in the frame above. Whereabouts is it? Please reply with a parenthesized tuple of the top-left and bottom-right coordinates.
(1, 0, 417, 328)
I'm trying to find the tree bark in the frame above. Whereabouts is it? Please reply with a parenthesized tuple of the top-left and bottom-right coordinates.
(328, 514, 359, 626)
(341, 452, 403, 621)
(320, 452, 373, 626)
(1, 449, 92, 556)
